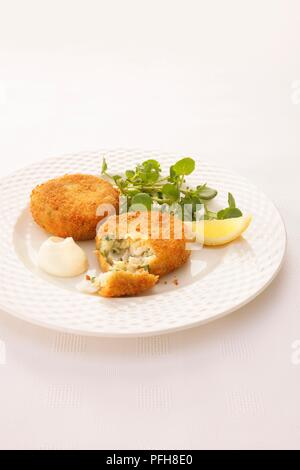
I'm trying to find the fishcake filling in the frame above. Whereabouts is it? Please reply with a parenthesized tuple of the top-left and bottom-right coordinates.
(99, 236, 155, 273)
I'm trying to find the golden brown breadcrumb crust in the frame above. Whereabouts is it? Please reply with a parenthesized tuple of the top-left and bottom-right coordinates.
(30, 174, 119, 241)
(96, 211, 191, 277)
(99, 270, 158, 297)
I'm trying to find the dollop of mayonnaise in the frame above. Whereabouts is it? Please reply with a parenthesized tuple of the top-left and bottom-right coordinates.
(38, 237, 88, 277)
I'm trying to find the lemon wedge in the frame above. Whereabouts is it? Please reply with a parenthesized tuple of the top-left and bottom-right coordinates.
(190, 215, 252, 246)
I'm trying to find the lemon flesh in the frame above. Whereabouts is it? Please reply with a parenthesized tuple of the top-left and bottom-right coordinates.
(192, 215, 252, 246)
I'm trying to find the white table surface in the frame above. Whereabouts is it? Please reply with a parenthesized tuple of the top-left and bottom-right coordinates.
(0, 0, 299, 450)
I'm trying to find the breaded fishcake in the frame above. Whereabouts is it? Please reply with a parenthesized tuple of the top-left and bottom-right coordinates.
(30, 174, 119, 241)
(99, 270, 158, 297)
(96, 211, 191, 277)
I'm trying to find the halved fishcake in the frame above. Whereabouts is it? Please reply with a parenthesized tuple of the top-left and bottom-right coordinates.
(98, 269, 158, 297)
(96, 211, 191, 277)
(77, 268, 158, 297)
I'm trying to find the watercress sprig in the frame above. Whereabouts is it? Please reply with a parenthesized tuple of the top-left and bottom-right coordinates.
(101, 157, 243, 221)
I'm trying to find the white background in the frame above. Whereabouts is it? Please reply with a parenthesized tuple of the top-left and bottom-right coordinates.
(0, 0, 299, 450)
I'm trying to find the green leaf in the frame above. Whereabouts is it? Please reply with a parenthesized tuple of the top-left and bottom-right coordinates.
(169, 165, 176, 179)
(147, 172, 160, 184)
(217, 207, 243, 219)
(228, 192, 236, 208)
(205, 208, 218, 220)
(101, 157, 108, 174)
(142, 159, 160, 171)
(173, 157, 195, 176)
(196, 185, 218, 200)
(113, 174, 123, 184)
(125, 170, 135, 179)
(135, 160, 161, 184)
(130, 192, 152, 211)
(162, 183, 180, 202)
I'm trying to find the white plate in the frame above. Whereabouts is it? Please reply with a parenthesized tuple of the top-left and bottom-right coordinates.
(0, 150, 286, 337)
